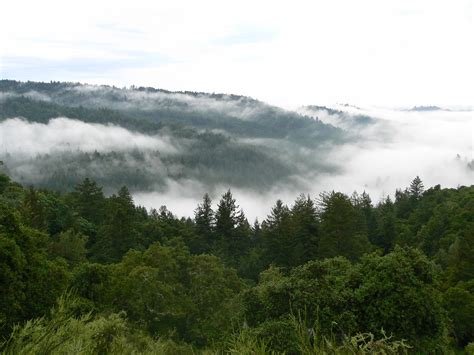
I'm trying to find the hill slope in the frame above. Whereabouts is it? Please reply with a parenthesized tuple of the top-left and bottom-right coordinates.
(0, 80, 345, 192)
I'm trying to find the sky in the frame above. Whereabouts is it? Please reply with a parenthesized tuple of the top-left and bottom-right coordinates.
(1, 0, 473, 108)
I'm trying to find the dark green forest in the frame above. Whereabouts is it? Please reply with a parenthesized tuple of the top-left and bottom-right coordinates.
(1, 171, 473, 353)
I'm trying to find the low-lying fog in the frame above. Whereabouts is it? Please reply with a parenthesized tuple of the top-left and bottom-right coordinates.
(135, 106, 473, 220)
(1, 105, 472, 221)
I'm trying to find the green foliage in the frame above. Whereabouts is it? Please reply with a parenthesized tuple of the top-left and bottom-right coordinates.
(102, 242, 244, 346)
(49, 230, 88, 265)
(0, 171, 473, 352)
(243, 247, 449, 352)
(250, 317, 300, 353)
(319, 191, 372, 260)
(1, 295, 195, 355)
(443, 281, 474, 346)
(193, 193, 215, 253)
(0, 201, 70, 338)
(354, 247, 448, 351)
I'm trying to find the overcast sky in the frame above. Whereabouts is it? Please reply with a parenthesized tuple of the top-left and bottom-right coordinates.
(1, 0, 472, 107)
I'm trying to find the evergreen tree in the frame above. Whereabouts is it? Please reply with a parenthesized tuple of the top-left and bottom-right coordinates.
(289, 194, 319, 266)
(356, 191, 378, 244)
(374, 196, 397, 253)
(194, 193, 215, 252)
(72, 178, 105, 226)
(215, 190, 238, 237)
(319, 191, 371, 260)
(214, 190, 251, 265)
(409, 176, 424, 199)
(21, 187, 46, 231)
(91, 186, 139, 262)
(262, 200, 292, 267)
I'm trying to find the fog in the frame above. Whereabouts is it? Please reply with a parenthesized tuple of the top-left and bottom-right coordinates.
(16, 84, 268, 121)
(0, 117, 177, 156)
(69, 85, 267, 119)
(0, 105, 472, 222)
(308, 106, 473, 201)
(136, 106, 473, 221)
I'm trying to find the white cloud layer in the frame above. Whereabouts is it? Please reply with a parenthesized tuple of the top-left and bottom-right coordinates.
(133, 106, 473, 220)
(0, 118, 176, 156)
(0, 105, 472, 220)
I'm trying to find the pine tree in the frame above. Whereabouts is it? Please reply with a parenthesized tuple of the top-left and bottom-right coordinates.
(73, 178, 105, 226)
(214, 190, 251, 265)
(374, 196, 397, 253)
(262, 200, 292, 266)
(409, 176, 424, 199)
(289, 194, 319, 266)
(91, 186, 139, 262)
(195, 193, 214, 237)
(194, 193, 215, 252)
(215, 190, 238, 237)
(319, 191, 371, 260)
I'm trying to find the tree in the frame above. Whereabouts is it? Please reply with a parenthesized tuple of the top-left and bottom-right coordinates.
(262, 200, 293, 266)
(443, 281, 474, 347)
(354, 247, 448, 352)
(49, 230, 88, 265)
(447, 224, 474, 283)
(319, 191, 371, 260)
(215, 190, 238, 237)
(242, 258, 357, 338)
(21, 188, 46, 231)
(0, 202, 70, 337)
(193, 193, 215, 252)
(72, 178, 105, 226)
(353, 191, 378, 243)
(91, 186, 140, 262)
(0, 173, 10, 194)
(373, 196, 397, 253)
(288, 194, 319, 266)
(409, 176, 424, 199)
(214, 190, 251, 266)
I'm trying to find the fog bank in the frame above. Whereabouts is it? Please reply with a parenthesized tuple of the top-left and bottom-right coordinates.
(135, 106, 473, 220)
(1, 106, 472, 221)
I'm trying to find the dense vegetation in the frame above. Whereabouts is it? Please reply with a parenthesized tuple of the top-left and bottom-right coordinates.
(1, 172, 473, 353)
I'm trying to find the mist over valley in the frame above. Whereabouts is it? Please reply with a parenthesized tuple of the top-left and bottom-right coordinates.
(0, 80, 471, 220)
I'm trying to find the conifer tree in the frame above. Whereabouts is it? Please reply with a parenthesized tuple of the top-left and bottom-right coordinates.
(409, 176, 425, 199)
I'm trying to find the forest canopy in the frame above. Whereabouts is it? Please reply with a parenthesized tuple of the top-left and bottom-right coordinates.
(0, 172, 473, 353)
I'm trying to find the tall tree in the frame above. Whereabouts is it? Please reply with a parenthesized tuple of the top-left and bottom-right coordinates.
(215, 190, 238, 237)
(21, 187, 46, 231)
(91, 186, 140, 262)
(214, 190, 250, 265)
(289, 194, 319, 266)
(319, 191, 371, 260)
(72, 178, 105, 226)
(374, 196, 397, 253)
(409, 176, 425, 199)
(194, 193, 215, 252)
(262, 200, 293, 267)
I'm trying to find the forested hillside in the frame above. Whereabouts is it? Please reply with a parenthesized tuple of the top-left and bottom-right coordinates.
(1, 172, 473, 353)
(0, 80, 345, 193)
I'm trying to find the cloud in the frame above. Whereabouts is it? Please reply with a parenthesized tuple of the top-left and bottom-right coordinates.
(135, 106, 473, 221)
(0, 103, 471, 222)
(0, 117, 177, 156)
(1, 0, 472, 107)
(299, 106, 473, 202)
(212, 26, 278, 46)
